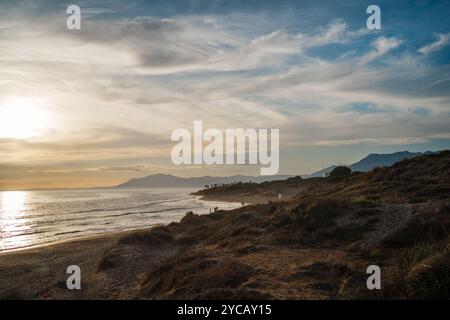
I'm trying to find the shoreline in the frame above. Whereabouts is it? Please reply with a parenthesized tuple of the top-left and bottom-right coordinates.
(0, 192, 365, 300)
(197, 194, 267, 205)
(0, 196, 255, 299)
(0, 194, 239, 255)
(194, 188, 300, 205)
(0, 191, 286, 257)
(0, 226, 155, 256)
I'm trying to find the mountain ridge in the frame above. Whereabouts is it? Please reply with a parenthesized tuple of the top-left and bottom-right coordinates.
(308, 150, 429, 177)
(116, 174, 292, 188)
(115, 150, 434, 187)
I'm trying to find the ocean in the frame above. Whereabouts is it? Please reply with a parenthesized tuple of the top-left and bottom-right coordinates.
(0, 188, 239, 251)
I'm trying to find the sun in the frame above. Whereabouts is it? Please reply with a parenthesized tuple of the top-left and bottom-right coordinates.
(0, 98, 49, 139)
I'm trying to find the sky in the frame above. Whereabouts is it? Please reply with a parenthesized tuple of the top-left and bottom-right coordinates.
(0, 0, 450, 190)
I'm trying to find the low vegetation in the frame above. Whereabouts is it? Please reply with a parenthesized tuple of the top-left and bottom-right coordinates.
(94, 151, 450, 299)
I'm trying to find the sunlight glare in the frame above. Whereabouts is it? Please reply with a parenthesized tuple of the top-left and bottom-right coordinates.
(0, 98, 49, 139)
(0, 191, 32, 250)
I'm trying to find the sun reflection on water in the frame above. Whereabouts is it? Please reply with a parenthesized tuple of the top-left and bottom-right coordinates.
(0, 191, 32, 250)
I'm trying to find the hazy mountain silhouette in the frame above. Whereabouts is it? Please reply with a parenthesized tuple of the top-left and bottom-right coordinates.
(349, 151, 424, 172)
(116, 151, 433, 187)
(115, 173, 292, 188)
(309, 151, 430, 177)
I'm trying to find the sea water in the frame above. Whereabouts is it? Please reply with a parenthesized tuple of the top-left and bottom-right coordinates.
(0, 188, 239, 251)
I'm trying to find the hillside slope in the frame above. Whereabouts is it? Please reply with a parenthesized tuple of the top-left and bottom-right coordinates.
(105, 150, 450, 299)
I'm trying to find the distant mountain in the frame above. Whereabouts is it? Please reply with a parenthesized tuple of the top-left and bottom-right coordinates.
(349, 151, 422, 172)
(115, 173, 292, 188)
(308, 151, 429, 177)
(116, 151, 433, 187)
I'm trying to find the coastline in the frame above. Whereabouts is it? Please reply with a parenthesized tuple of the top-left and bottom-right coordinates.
(0, 226, 154, 255)
(0, 191, 244, 256)
(1, 152, 449, 299)
(0, 191, 240, 254)
(194, 187, 301, 205)
(0, 193, 247, 299)
(0, 195, 368, 299)
(0, 193, 355, 300)
(0, 193, 241, 256)
(0, 199, 331, 300)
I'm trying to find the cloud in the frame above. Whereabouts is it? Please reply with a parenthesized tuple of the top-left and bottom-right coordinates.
(208, 20, 367, 71)
(418, 33, 450, 55)
(303, 19, 368, 48)
(359, 36, 402, 64)
(1, 3, 450, 186)
(29, 163, 168, 173)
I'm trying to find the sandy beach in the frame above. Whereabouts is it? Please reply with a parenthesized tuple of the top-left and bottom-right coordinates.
(0, 229, 143, 299)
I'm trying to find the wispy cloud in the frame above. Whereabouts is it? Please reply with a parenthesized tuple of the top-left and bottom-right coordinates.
(418, 33, 450, 55)
(0, 1, 449, 188)
(359, 36, 402, 64)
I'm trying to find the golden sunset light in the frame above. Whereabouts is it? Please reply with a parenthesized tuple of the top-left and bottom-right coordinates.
(0, 98, 49, 140)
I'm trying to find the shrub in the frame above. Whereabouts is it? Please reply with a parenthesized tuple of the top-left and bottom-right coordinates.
(330, 166, 351, 177)
(380, 238, 450, 299)
(287, 198, 349, 228)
